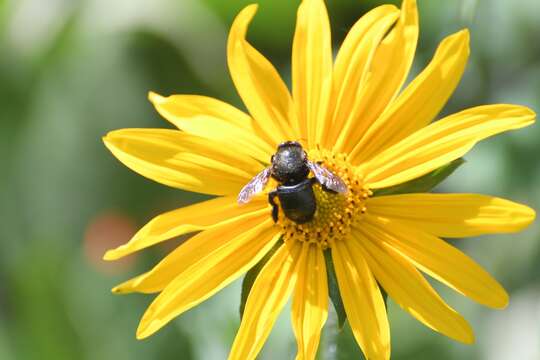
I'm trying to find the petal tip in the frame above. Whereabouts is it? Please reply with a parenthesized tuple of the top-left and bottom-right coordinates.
(520, 205, 537, 227)
(454, 318, 475, 344)
(135, 328, 149, 340)
(103, 250, 114, 261)
(401, 0, 418, 20)
(530, 208, 537, 222)
(112, 283, 133, 295)
(102, 130, 122, 147)
(459, 328, 475, 345)
(103, 248, 122, 261)
(513, 106, 536, 127)
(402, 0, 417, 9)
(136, 318, 160, 340)
(522, 106, 537, 121)
(229, 4, 258, 51)
(446, 28, 470, 45)
(454, 28, 470, 47)
(102, 133, 112, 145)
(238, 3, 258, 18)
(148, 91, 165, 105)
(465, 332, 476, 345)
(493, 289, 510, 309)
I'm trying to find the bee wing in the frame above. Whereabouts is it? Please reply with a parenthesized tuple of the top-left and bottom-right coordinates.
(307, 161, 348, 193)
(237, 167, 272, 204)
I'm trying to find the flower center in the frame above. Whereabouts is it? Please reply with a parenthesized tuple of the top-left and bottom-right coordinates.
(278, 149, 371, 249)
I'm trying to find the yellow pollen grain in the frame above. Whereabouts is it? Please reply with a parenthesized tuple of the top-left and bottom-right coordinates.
(278, 149, 371, 249)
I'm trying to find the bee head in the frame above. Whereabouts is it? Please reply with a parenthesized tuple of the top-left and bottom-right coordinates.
(271, 141, 309, 184)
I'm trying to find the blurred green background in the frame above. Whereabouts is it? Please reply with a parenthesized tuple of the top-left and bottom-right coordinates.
(0, 0, 539, 359)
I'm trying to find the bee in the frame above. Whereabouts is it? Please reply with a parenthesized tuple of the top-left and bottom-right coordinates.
(237, 141, 347, 224)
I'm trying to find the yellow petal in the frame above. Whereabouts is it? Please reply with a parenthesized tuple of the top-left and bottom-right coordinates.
(368, 193, 535, 238)
(292, 243, 328, 360)
(351, 229, 474, 344)
(331, 239, 390, 360)
(105, 196, 268, 260)
(292, 0, 333, 147)
(337, 0, 418, 154)
(148, 92, 274, 163)
(326, 5, 400, 150)
(228, 5, 297, 145)
(363, 104, 536, 189)
(103, 128, 265, 195)
(111, 211, 271, 294)
(136, 219, 280, 339)
(351, 30, 470, 163)
(364, 214, 509, 309)
(229, 242, 302, 360)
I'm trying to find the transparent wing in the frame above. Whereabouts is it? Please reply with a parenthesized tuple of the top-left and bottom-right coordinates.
(237, 167, 272, 204)
(307, 161, 348, 193)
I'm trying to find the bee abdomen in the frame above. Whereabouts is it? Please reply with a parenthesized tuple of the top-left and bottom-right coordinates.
(277, 179, 316, 224)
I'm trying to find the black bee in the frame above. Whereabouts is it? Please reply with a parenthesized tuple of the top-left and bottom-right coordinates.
(237, 141, 347, 224)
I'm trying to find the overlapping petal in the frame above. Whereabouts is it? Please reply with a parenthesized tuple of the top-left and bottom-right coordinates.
(335, 0, 419, 154)
(368, 193, 535, 238)
(351, 29, 470, 163)
(111, 210, 271, 294)
(364, 215, 509, 309)
(292, 0, 333, 146)
(229, 242, 302, 360)
(103, 128, 264, 195)
(363, 105, 535, 189)
(148, 92, 274, 163)
(291, 243, 328, 360)
(104, 196, 268, 260)
(325, 5, 400, 150)
(228, 5, 297, 145)
(332, 239, 390, 360)
(136, 219, 280, 339)
(351, 229, 474, 344)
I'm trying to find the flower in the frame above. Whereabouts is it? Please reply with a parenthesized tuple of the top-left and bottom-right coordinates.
(103, 0, 536, 359)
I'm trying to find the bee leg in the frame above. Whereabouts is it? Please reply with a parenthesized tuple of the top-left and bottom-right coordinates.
(268, 191, 279, 223)
(311, 177, 337, 194)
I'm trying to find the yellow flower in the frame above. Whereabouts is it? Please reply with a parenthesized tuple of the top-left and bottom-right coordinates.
(103, 0, 536, 359)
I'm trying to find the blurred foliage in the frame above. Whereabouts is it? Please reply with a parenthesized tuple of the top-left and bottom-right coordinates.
(0, 0, 539, 359)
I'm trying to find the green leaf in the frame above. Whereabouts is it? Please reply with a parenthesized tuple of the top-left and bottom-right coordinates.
(324, 249, 347, 330)
(373, 158, 465, 197)
(239, 238, 283, 319)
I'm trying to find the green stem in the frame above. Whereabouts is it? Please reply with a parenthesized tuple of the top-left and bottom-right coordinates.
(322, 306, 338, 360)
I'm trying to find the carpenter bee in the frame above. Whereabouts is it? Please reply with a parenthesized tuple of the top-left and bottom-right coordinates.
(237, 141, 347, 224)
